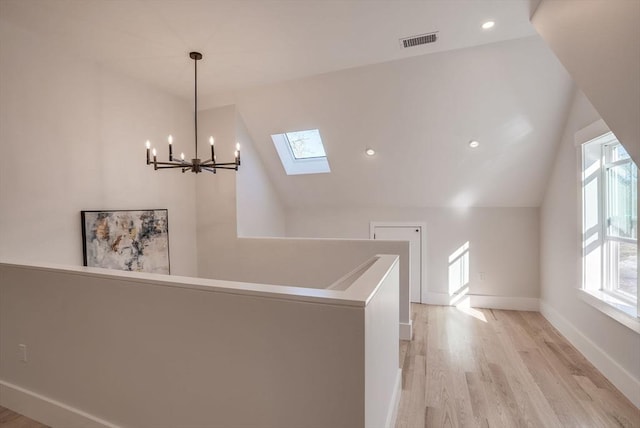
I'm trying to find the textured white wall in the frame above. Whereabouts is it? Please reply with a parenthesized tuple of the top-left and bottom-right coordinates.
(532, 0, 640, 165)
(540, 90, 640, 386)
(286, 206, 540, 300)
(0, 20, 198, 276)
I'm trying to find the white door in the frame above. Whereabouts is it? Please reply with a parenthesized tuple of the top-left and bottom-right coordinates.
(373, 225, 423, 303)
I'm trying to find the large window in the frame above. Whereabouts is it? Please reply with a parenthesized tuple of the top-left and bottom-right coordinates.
(581, 132, 638, 316)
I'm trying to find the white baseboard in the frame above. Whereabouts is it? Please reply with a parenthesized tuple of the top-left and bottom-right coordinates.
(0, 380, 118, 428)
(539, 301, 640, 409)
(422, 292, 539, 311)
(400, 321, 412, 340)
(385, 368, 403, 428)
(423, 292, 451, 305)
(469, 295, 539, 311)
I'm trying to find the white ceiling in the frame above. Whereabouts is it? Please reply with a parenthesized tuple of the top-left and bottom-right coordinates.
(0, 0, 540, 98)
(1, 0, 573, 209)
(232, 36, 573, 208)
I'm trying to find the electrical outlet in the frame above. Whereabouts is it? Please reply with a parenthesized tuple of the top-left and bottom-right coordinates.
(19, 344, 27, 363)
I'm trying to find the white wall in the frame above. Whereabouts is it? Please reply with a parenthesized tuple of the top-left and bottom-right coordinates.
(0, 257, 400, 427)
(532, 0, 640, 165)
(195, 106, 410, 291)
(194, 106, 412, 333)
(540, 89, 640, 402)
(235, 112, 286, 237)
(0, 20, 198, 276)
(287, 207, 540, 302)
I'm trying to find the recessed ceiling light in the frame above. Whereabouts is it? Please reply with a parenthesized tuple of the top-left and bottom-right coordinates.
(365, 148, 376, 156)
(482, 21, 495, 30)
(469, 140, 480, 148)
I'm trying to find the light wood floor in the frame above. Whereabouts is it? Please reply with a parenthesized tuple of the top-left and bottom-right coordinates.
(0, 406, 48, 428)
(396, 304, 640, 428)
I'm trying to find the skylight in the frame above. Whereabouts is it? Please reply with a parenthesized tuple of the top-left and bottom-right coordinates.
(285, 129, 326, 159)
(271, 129, 330, 175)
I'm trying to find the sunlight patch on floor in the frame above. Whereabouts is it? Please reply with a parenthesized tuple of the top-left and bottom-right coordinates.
(455, 295, 487, 322)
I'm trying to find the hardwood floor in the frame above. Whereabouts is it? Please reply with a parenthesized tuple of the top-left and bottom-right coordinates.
(0, 406, 48, 428)
(395, 304, 640, 428)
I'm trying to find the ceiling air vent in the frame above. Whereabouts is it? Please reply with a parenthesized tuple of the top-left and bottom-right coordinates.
(400, 32, 438, 49)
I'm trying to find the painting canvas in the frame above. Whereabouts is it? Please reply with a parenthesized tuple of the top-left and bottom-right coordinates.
(81, 209, 170, 274)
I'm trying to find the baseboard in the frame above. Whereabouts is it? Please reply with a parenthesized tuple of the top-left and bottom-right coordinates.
(469, 295, 539, 311)
(400, 321, 412, 340)
(539, 301, 640, 409)
(385, 368, 403, 428)
(423, 292, 451, 305)
(0, 380, 118, 428)
(422, 292, 540, 311)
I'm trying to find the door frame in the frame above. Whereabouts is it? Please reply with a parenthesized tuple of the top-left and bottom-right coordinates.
(370, 221, 427, 304)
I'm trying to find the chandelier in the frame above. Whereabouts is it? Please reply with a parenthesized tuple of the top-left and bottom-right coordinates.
(145, 52, 240, 174)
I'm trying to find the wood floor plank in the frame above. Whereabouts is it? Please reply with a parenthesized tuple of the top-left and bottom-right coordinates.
(395, 304, 639, 428)
(0, 406, 48, 428)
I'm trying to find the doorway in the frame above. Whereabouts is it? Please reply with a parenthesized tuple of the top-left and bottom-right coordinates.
(370, 222, 425, 303)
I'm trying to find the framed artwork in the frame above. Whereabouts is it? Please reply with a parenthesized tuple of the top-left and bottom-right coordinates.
(81, 209, 170, 274)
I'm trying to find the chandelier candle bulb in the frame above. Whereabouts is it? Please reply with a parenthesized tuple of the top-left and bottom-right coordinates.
(181, 152, 185, 161)
(168, 135, 173, 161)
(210, 137, 215, 162)
(145, 140, 151, 164)
(236, 143, 241, 165)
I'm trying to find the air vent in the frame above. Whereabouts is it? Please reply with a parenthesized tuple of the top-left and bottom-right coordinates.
(400, 32, 438, 49)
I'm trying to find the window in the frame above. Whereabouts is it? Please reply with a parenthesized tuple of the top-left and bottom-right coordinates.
(581, 131, 638, 318)
(271, 129, 330, 175)
(285, 130, 326, 159)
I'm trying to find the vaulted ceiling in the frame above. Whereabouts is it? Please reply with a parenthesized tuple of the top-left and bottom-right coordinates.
(1, 0, 574, 208)
(229, 36, 573, 208)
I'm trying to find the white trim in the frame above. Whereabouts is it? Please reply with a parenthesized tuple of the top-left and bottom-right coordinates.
(422, 292, 539, 311)
(370, 221, 427, 304)
(468, 295, 539, 311)
(539, 301, 640, 408)
(574, 119, 611, 147)
(0, 258, 396, 309)
(575, 121, 639, 327)
(578, 289, 640, 333)
(399, 321, 413, 340)
(0, 380, 118, 428)
(384, 369, 403, 428)
(423, 291, 452, 305)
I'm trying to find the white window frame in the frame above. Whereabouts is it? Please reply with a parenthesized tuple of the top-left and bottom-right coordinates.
(271, 131, 330, 175)
(601, 142, 637, 303)
(576, 120, 639, 333)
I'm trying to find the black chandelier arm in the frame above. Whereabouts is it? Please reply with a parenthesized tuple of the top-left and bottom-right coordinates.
(201, 161, 237, 167)
(153, 161, 190, 167)
(154, 165, 191, 169)
(211, 165, 239, 170)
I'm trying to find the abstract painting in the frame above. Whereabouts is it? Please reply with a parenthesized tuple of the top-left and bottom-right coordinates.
(81, 209, 170, 274)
